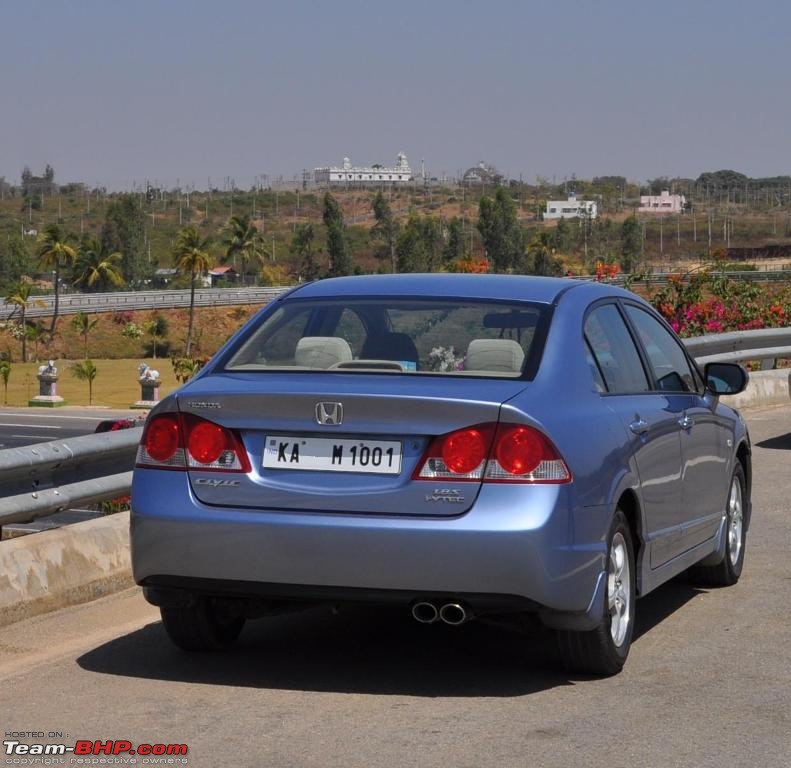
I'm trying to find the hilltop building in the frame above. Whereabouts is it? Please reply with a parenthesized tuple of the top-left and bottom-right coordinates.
(314, 153, 413, 186)
(638, 190, 686, 214)
(544, 195, 598, 220)
(21, 165, 57, 197)
(462, 161, 503, 186)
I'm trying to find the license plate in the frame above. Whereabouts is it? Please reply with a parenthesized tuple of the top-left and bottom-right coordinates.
(263, 435, 402, 474)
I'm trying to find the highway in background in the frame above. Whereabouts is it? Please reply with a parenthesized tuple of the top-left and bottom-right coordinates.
(0, 408, 144, 534)
(0, 408, 143, 449)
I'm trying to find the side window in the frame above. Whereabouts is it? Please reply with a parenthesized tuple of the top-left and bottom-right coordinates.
(584, 304, 650, 394)
(625, 305, 698, 393)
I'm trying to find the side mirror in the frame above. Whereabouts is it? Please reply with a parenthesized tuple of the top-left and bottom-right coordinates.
(705, 362, 749, 395)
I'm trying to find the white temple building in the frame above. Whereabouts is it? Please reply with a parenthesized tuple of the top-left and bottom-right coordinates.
(314, 153, 413, 186)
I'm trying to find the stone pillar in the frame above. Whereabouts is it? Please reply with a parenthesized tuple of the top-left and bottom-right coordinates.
(132, 376, 161, 409)
(29, 364, 66, 407)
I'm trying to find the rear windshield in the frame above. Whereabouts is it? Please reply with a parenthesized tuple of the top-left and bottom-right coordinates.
(221, 298, 548, 378)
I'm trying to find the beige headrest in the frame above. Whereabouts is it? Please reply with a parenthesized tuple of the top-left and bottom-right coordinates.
(295, 337, 353, 368)
(465, 338, 525, 373)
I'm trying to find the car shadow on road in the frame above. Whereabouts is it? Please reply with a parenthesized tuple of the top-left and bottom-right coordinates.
(755, 433, 791, 450)
(77, 581, 702, 697)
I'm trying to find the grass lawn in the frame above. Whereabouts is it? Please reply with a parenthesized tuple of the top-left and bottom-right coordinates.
(0, 358, 182, 409)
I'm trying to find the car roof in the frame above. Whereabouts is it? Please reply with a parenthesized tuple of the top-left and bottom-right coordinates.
(287, 273, 617, 304)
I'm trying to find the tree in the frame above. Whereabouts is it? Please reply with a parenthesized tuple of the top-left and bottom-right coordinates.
(371, 191, 400, 272)
(143, 315, 168, 359)
(553, 217, 573, 253)
(223, 214, 261, 285)
(0, 234, 33, 287)
(4, 282, 37, 362)
(0, 360, 10, 405)
(71, 311, 98, 359)
(36, 223, 77, 332)
(323, 193, 352, 277)
(527, 232, 563, 276)
(70, 359, 98, 405)
(172, 227, 212, 355)
(290, 223, 319, 281)
(621, 216, 642, 273)
(442, 217, 467, 265)
(103, 195, 149, 287)
(477, 188, 523, 273)
(27, 322, 51, 363)
(394, 215, 442, 273)
(73, 235, 125, 292)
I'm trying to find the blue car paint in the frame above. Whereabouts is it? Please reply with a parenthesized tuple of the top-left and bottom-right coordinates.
(131, 274, 749, 629)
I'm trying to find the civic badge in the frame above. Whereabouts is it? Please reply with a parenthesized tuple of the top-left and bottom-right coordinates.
(316, 402, 343, 426)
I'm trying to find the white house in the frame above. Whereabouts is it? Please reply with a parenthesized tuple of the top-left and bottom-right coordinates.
(544, 196, 597, 220)
(638, 190, 686, 214)
(314, 153, 413, 186)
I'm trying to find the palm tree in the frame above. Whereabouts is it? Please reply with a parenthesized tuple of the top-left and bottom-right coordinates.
(74, 235, 125, 292)
(70, 359, 98, 405)
(0, 360, 11, 405)
(527, 232, 562, 277)
(71, 311, 99, 359)
(143, 315, 168, 359)
(27, 322, 51, 363)
(173, 227, 212, 356)
(223, 214, 261, 285)
(4, 282, 36, 362)
(36, 224, 77, 332)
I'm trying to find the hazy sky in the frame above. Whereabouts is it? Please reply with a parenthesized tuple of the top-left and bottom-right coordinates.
(1, 0, 788, 190)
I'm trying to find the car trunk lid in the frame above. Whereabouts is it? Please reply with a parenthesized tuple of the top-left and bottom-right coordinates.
(180, 372, 527, 516)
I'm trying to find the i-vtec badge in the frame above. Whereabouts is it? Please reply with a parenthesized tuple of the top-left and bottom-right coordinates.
(186, 401, 222, 410)
(195, 478, 240, 487)
(425, 488, 465, 504)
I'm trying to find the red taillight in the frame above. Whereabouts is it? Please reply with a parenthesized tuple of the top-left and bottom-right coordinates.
(414, 422, 571, 484)
(144, 415, 180, 462)
(494, 426, 543, 475)
(136, 413, 250, 473)
(188, 421, 225, 464)
(413, 423, 496, 481)
(442, 428, 487, 474)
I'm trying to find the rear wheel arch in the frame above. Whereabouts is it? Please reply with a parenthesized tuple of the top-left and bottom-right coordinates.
(616, 489, 644, 594)
(736, 440, 751, 493)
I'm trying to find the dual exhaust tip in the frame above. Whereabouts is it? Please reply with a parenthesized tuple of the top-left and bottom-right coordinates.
(411, 601, 469, 626)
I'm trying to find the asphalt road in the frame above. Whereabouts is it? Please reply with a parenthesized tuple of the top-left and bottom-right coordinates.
(1, 406, 790, 768)
(0, 408, 143, 449)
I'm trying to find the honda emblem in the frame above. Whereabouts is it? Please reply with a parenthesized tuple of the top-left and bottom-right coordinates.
(315, 402, 343, 426)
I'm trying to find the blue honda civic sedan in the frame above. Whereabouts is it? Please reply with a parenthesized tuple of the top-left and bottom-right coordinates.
(131, 274, 751, 675)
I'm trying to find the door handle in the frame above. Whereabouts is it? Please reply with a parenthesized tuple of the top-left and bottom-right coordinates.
(678, 415, 695, 430)
(629, 418, 649, 435)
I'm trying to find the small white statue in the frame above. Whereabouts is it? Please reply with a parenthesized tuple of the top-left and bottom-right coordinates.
(138, 363, 160, 381)
(38, 360, 57, 377)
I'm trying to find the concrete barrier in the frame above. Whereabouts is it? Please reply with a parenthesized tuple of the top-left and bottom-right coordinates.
(0, 512, 131, 627)
(721, 369, 791, 410)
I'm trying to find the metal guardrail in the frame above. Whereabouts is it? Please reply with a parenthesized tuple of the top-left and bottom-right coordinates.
(0, 427, 141, 527)
(682, 327, 791, 364)
(4, 272, 791, 320)
(2, 326, 791, 530)
(0, 286, 288, 320)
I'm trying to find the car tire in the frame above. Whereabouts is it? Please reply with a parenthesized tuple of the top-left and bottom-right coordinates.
(160, 598, 245, 652)
(687, 463, 748, 587)
(556, 509, 636, 676)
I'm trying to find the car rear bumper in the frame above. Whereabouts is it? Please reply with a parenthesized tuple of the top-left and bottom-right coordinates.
(131, 469, 609, 620)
